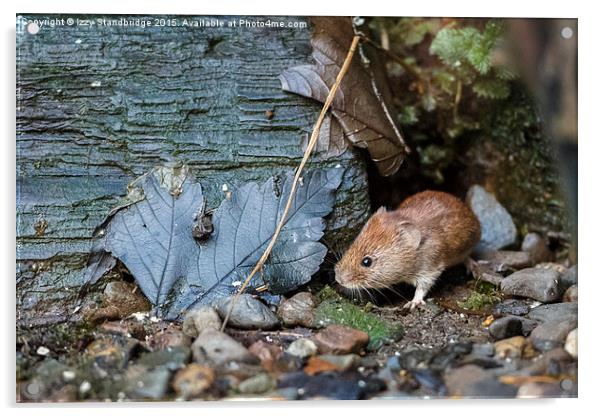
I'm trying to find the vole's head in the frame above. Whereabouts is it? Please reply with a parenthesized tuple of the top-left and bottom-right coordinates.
(334, 207, 422, 291)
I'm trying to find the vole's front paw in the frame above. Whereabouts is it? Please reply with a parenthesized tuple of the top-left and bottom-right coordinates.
(402, 299, 425, 311)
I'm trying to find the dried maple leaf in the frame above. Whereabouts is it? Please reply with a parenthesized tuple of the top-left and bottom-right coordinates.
(280, 17, 409, 176)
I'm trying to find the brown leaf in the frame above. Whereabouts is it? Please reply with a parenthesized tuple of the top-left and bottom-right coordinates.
(280, 17, 409, 176)
(300, 114, 348, 158)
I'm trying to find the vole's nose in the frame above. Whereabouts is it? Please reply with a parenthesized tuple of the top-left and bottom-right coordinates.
(335, 270, 352, 287)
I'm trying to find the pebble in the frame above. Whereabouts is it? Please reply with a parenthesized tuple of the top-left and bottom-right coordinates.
(477, 250, 532, 272)
(237, 373, 276, 394)
(518, 347, 574, 376)
(313, 324, 370, 355)
(492, 299, 532, 317)
(530, 318, 577, 351)
(466, 185, 517, 253)
(62, 370, 76, 382)
(127, 366, 171, 400)
(317, 354, 361, 372)
(85, 281, 151, 323)
(272, 352, 305, 373)
(516, 382, 563, 398)
(36, 346, 50, 356)
(564, 328, 577, 358)
(100, 320, 146, 340)
(248, 340, 282, 370)
(277, 371, 385, 400)
(277, 292, 316, 328)
(84, 335, 139, 370)
(191, 329, 257, 366)
(500, 267, 561, 302)
(444, 364, 517, 398)
(286, 338, 318, 359)
(172, 363, 215, 399)
(494, 336, 528, 359)
(521, 232, 553, 264)
(137, 346, 191, 371)
(470, 343, 495, 358)
(559, 265, 577, 288)
(215, 295, 279, 330)
(182, 306, 222, 337)
(563, 284, 578, 302)
(527, 302, 578, 323)
(151, 327, 191, 349)
(488, 316, 538, 340)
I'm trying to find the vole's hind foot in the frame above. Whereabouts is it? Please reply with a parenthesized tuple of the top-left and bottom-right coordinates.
(402, 299, 425, 311)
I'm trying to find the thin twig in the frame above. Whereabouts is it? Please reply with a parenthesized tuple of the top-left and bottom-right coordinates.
(220, 35, 361, 332)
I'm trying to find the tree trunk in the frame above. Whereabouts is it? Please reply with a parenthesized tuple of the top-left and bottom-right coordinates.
(16, 15, 371, 326)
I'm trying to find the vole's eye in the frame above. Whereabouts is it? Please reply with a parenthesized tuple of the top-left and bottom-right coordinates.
(361, 256, 373, 267)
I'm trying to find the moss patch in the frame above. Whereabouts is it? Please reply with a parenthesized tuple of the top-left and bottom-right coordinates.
(456, 281, 502, 311)
(314, 286, 404, 350)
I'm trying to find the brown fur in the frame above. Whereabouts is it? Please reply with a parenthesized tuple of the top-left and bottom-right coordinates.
(334, 191, 481, 303)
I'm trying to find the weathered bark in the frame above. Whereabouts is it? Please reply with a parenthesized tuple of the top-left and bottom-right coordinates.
(16, 15, 371, 326)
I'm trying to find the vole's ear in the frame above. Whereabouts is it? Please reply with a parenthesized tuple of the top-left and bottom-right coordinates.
(375, 206, 387, 215)
(399, 221, 422, 250)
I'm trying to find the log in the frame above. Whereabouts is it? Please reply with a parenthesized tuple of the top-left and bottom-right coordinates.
(16, 15, 371, 326)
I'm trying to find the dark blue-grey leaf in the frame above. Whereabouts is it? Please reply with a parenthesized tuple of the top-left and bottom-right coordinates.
(169, 168, 344, 317)
(102, 165, 203, 313)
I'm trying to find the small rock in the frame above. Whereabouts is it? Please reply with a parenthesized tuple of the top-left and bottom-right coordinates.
(313, 324, 369, 355)
(518, 347, 574, 376)
(479, 271, 504, 286)
(277, 292, 316, 328)
(530, 318, 577, 352)
(521, 232, 553, 264)
(470, 343, 495, 358)
(62, 370, 76, 382)
(151, 327, 191, 349)
(444, 364, 517, 398)
(488, 316, 539, 340)
(127, 366, 171, 400)
(49, 384, 78, 402)
(84, 335, 139, 370)
(87, 281, 151, 323)
(78, 380, 92, 395)
(559, 265, 577, 288)
(303, 355, 340, 375)
(516, 382, 563, 398)
(172, 363, 214, 399)
(564, 328, 577, 358)
(466, 185, 517, 253)
(277, 371, 385, 400)
(492, 299, 533, 317)
(215, 294, 279, 330)
(501, 267, 561, 302)
(248, 340, 282, 371)
(563, 284, 578, 302)
(137, 346, 191, 371)
(238, 373, 276, 394)
(527, 302, 578, 323)
(191, 329, 257, 366)
(317, 354, 361, 372)
(100, 320, 147, 340)
(286, 338, 318, 358)
(272, 352, 304, 373)
(477, 250, 532, 272)
(494, 336, 528, 359)
(182, 306, 222, 337)
(36, 346, 50, 356)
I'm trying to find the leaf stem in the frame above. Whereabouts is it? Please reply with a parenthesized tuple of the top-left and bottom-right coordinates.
(220, 35, 361, 332)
